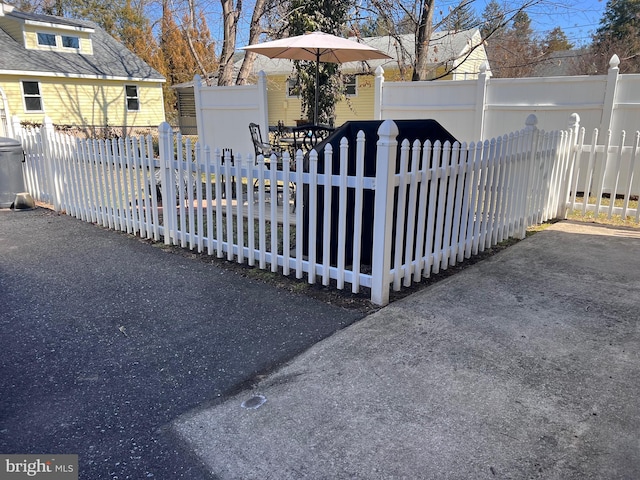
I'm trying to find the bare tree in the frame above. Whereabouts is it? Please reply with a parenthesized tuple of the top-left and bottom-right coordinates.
(235, 0, 267, 85)
(364, 0, 543, 80)
(217, 0, 241, 85)
(412, 0, 435, 80)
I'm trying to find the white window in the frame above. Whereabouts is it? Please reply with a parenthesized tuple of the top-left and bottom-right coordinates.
(62, 35, 79, 49)
(37, 33, 56, 47)
(344, 75, 357, 97)
(286, 77, 300, 98)
(22, 81, 43, 112)
(125, 85, 140, 111)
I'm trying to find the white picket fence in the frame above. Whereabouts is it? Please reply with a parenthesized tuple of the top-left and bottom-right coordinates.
(18, 113, 632, 305)
(17, 118, 161, 239)
(567, 125, 640, 221)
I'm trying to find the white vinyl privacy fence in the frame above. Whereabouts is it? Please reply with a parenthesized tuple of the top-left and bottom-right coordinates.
(375, 55, 640, 141)
(15, 114, 639, 305)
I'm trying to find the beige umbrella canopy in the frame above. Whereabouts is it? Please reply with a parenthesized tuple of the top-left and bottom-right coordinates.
(242, 31, 391, 124)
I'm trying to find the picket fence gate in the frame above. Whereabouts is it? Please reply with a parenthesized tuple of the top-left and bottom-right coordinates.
(568, 126, 640, 221)
(16, 114, 599, 305)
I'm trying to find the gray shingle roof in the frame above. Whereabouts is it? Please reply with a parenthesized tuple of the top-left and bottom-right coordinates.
(0, 11, 164, 81)
(531, 49, 591, 77)
(7, 9, 90, 29)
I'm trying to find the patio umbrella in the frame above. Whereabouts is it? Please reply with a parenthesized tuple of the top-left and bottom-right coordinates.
(242, 31, 392, 125)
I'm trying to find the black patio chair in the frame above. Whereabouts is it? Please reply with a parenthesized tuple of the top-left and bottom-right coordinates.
(292, 124, 334, 154)
(248, 123, 294, 205)
(249, 122, 282, 160)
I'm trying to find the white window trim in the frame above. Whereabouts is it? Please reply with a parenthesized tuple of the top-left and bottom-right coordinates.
(61, 35, 80, 50)
(21, 80, 44, 113)
(35, 32, 83, 52)
(36, 32, 57, 48)
(345, 75, 357, 97)
(286, 77, 300, 98)
(125, 85, 140, 112)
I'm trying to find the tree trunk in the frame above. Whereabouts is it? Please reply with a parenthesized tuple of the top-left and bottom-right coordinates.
(412, 0, 435, 81)
(188, 0, 197, 28)
(184, 29, 213, 86)
(236, 0, 266, 85)
(218, 0, 241, 86)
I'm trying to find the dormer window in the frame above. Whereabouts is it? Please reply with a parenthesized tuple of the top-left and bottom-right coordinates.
(37, 32, 56, 46)
(62, 35, 79, 49)
(34, 31, 84, 52)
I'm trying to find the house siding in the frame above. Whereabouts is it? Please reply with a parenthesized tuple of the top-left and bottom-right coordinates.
(0, 75, 165, 127)
(0, 16, 23, 43)
(265, 74, 302, 125)
(334, 74, 376, 124)
(267, 73, 382, 126)
(452, 44, 487, 80)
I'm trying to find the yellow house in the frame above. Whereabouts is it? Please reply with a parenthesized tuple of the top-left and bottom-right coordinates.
(243, 29, 488, 127)
(0, 4, 165, 134)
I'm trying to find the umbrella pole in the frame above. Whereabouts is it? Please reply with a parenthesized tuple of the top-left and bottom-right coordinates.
(314, 52, 319, 126)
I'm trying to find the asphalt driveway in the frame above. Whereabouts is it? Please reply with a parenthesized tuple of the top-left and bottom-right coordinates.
(0, 208, 364, 479)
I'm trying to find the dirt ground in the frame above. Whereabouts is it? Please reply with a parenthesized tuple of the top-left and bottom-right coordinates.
(32, 202, 546, 314)
(143, 230, 528, 315)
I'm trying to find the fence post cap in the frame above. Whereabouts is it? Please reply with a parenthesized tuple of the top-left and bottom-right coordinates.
(377, 119, 398, 140)
(375, 65, 384, 77)
(609, 54, 620, 70)
(569, 112, 580, 127)
(479, 61, 491, 77)
(525, 114, 538, 129)
(158, 122, 173, 134)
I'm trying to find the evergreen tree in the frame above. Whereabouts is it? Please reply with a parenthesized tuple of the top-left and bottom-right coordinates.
(442, 1, 479, 32)
(541, 27, 573, 54)
(480, 0, 505, 38)
(592, 0, 640, 73)
(595, 0, 640, 41)
(118, 0, 157, 55)
(482, 8, 541, 77)
(511, 11, 532, 36)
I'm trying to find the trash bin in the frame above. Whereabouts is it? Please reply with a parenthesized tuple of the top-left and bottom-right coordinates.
(0, 137, 26, 208)
(303, 120, 458, 266)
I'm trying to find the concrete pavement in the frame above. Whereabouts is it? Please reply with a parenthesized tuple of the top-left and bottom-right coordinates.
(175, 221, 640, 479)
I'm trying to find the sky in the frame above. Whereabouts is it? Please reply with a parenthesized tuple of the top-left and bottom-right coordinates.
(472, 0, 609, 47)
(169, 0, 610, 51)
